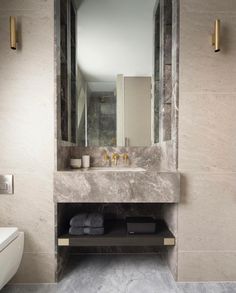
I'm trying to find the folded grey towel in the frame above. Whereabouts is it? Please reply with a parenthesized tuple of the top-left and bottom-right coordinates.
(84, 227, 104, 235)
(69, 227, 104, 236)
(70, 213, 87, 227)
(69, 227, 84, 235)
(85, 213, 104, 228)
(70, 213, 104, 228)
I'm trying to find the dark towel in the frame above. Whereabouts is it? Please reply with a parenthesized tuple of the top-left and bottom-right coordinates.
(70, 213, 87, 227)
(70, 213, 104, 228)
(85, 213, 104, 228)
(84, 227, 104, 235)
(69, 227, 104, 236)
(69, 227, 84, 235)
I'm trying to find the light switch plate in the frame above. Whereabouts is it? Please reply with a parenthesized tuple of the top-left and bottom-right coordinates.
(0, 175, 14, 194)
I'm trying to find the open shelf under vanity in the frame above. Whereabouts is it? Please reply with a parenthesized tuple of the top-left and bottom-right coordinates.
(58, 219, 175, 247)
(57, 203, 176, 249)
(56, 203, 177, 281)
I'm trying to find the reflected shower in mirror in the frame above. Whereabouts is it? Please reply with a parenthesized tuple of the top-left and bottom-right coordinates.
(61, 0, 165, 147)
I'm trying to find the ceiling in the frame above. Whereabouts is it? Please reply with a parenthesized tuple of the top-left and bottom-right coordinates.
(76, 0, 157, 91)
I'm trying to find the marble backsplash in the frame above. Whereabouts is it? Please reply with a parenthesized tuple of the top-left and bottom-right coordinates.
(71, 145, 161, 170)
(57, 142, 176, 172)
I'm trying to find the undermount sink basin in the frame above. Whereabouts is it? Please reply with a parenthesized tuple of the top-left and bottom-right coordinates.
(80, 167, 146, 172)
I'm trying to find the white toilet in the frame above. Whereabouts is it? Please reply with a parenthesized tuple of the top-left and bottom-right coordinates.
(0, 227, 24, 290)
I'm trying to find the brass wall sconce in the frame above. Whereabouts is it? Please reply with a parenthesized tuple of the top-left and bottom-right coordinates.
(212, 19, 220, 52)
(10, 16, 17, 50)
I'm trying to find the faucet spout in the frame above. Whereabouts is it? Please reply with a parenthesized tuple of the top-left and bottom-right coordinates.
(112, 153, 120, 166)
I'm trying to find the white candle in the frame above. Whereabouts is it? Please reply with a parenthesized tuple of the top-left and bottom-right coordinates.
(82, 155, 90, 168)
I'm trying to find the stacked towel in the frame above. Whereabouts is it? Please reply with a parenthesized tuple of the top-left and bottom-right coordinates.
(69, 226, 104, 236)
(70, 213, 104, 228)
(69, 213, 104, 236)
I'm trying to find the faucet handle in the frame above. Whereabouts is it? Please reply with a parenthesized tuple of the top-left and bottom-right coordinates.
(111, 153, 120, 166)
(122, 153, 129, 165)
(112, 153, 119, 160)
(103, 151, 110, 163)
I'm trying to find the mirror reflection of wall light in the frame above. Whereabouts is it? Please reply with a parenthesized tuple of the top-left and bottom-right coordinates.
(10, 16, 17, 50)
(212, 19, 220, 52)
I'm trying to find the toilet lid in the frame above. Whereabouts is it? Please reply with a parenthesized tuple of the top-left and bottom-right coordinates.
(0, 227, 19, 252)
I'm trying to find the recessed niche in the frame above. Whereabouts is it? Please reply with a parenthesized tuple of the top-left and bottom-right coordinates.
(57, 203, 175, 249)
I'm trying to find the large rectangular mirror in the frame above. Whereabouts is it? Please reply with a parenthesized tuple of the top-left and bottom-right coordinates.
(59, 0, 175, 147)
(77, 0, 156, 147)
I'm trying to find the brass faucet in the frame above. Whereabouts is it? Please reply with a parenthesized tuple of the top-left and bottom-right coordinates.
(111, 153, 120, 166)
(122, 153, 129, 165)
(103, 151, 110, 165)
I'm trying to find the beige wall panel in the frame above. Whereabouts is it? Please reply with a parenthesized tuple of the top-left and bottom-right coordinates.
(179, 173, 236, 251)
(0, 0, 55, 283)
(178, 0, 236, 281)
(180, 2, 236, 94)
(179, 93, 236, 172)
(11, 253, 55, 283)
(0, 172, 54, 253)
(178, 251, 236, 282)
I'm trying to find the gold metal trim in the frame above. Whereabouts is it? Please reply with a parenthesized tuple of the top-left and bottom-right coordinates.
(164, 238, 175, 246)
(10, 16, 17, 50)
(58, 238, 69, 246)
(212, 19, 220, 52)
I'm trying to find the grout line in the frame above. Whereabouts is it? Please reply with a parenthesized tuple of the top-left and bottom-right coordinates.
(7, 283, 56, 286)
(177, 171, 236, 174)
(179, 250, 236, 253)
(177, 281, 236, 284)
(22, 252, 55, 255)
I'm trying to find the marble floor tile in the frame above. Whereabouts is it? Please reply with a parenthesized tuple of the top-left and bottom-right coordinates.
(57, 255, 178, 293)
(177, 282, 236, 293)
(1, 284, 56, 293)
(2, 255, 236, 293)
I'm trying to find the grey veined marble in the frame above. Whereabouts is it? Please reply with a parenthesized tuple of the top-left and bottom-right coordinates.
(70, 145, 163, 171)
(2, 255, 236, 293)
(54, 170, 180, 203)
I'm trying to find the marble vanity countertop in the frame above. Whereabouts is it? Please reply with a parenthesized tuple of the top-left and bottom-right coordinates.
(54, 169, 180, 203)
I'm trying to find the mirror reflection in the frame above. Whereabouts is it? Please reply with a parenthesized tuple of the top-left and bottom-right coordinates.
(61, 0, 160, 147)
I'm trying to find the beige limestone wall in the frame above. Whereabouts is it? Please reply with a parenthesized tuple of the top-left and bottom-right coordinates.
(178, 0, 236, 281)
(0, 0, 55, 283)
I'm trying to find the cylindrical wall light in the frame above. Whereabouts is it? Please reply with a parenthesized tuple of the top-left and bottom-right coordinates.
(212, 19, 220, 52)
(10, 16, 17, 50)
